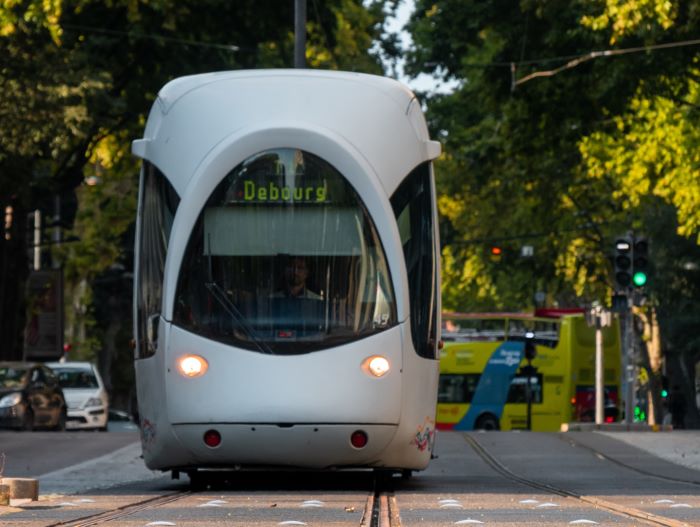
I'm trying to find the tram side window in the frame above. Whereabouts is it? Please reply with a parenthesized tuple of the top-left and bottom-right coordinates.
(390, 162, 439, 359)
(135, 162, 180, 359)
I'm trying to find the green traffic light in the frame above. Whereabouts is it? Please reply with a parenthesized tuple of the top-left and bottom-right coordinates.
(633, 271, 647, 287)
(661, 389, 668, 398)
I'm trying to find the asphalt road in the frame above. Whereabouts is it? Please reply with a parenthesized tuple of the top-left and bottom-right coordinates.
(1, 429, 699, 526)
(0, 428, 139, 478)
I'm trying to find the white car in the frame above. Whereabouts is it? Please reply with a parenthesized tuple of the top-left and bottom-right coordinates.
(46, 361, 109, 431)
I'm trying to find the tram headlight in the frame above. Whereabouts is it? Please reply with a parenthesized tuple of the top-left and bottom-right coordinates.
(362, 355, 390, 378)
(177, 354, 209, 378)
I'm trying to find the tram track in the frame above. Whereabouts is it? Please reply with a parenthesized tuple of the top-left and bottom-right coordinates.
(464, 433, 692, 527)
(43, 490, 193, 527)
(365, 490, 401, 527)
(34, 478, 401, 527)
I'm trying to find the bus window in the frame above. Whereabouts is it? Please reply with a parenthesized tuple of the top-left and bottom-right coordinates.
(438, 374, 480, 403)
(506, 373, 543, 404)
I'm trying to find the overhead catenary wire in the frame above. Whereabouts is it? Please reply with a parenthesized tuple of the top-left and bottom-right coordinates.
(60, 23, 700, 87)
(511, 38, 700, 89)
(61, 23, 242, 52)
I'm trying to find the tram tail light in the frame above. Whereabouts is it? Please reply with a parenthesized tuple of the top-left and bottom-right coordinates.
(203, 429, 221, 447)
(362, 355, 390, 378)
(177, 354, 209, 378)
(350, 430, 368, 448)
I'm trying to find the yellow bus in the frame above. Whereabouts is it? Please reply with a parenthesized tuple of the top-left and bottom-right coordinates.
(438, 309, 621, 431)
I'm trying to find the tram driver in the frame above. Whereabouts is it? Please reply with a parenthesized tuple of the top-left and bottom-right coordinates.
(273, 256, 322, 300)
(271, 255, 324, 336)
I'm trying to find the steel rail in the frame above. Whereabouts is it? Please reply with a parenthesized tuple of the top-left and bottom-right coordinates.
(43, 490, 192, 527)
(464, 433, 691, 527)
(41, 484, 399, 527)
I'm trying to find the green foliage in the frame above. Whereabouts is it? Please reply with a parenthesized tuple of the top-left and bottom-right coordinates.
(580, 76, 700, 242)
(405, 0, 700, 314)
(580, 0, 678, 43)
(403, 1, 700, 420)
(0, 0, 390, 395)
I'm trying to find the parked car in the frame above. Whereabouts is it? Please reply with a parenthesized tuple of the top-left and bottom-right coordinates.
(46, 361, 109, 431)
(0, 361, 67, 431)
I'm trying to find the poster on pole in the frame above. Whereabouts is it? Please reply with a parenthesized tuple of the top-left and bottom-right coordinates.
(23, 269, 64, 361)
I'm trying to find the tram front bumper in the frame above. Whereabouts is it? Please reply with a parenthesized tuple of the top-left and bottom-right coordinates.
(167, 423, 398, 470)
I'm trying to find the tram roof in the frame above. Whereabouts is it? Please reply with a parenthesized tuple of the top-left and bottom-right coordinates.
(133, 69, 440, 196)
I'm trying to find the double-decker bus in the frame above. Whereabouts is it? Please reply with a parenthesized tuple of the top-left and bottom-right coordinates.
(438, 310, 621, 431)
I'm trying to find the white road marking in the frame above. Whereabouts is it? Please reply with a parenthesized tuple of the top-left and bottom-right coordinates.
(301, 500, 325, 507)
(454, 520, 484, 525)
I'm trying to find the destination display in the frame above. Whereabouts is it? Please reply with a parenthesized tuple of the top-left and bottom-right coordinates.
(223, 149, 339, 205)
(238, 180, 328, 203)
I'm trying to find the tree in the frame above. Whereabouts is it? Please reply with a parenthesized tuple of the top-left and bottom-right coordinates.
(1, 0, 392, 408)
(403, 0, 700, 425)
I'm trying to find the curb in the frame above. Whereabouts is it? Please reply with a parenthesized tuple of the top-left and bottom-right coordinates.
(0, 478, 39, 504)
(561, 422, 674, 432)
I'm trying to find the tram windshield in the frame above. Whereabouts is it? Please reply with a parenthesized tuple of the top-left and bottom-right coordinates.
(174, 149, 397, 354)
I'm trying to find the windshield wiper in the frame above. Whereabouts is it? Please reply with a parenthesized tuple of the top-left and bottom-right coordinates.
(204, 281, 274, 355)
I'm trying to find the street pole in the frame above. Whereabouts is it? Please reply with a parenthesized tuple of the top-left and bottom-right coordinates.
(586, 305, 610, 426)
(595, 311, 604, 425)
(625, 297, 635, 425)
(526, 356, 532, 431)
(294, 0, 306, 68)
(52, 196, 61, 268)
(33, 209, 41, 271)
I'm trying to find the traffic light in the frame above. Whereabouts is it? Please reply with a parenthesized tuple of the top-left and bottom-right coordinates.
(488, 245, 503, 262)
(524, 333, 537, 361)
(613, 236, 632, 290)
(632, 237, 649, 288)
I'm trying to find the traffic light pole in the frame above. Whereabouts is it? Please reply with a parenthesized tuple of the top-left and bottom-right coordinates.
(595, 312, 604, 425)
(625, 297, 635, 425)
(613, 233, 648, 425)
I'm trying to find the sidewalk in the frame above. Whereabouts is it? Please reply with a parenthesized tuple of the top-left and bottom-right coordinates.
(596, 429, 700, 471)
(36, 441, 167, 497)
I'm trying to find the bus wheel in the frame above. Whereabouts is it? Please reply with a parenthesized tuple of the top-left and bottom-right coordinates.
(475, 414, 500, 431)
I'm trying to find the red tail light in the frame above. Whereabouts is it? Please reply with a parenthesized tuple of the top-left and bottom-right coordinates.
(350, 430, 368, 448)
(605, 416, 614, 424)
(203, 429, 221, 447)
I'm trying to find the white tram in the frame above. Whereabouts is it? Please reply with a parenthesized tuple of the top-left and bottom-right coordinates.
(132, 70, 442, 480)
